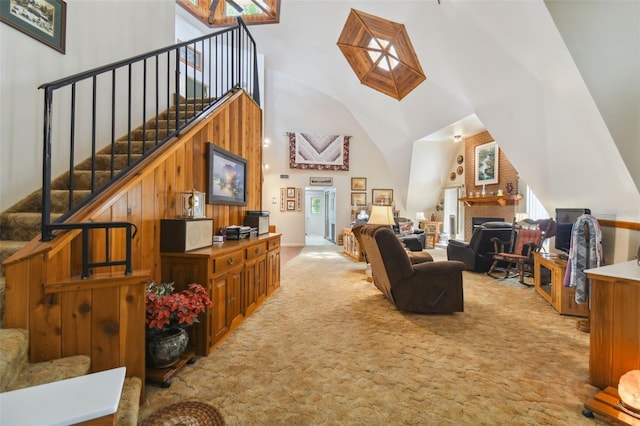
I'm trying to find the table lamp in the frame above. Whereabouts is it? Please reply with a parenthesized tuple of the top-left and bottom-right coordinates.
(368, 205, 395, 226)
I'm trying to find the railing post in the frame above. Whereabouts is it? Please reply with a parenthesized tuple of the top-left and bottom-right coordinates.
(41, 87, 53, 241)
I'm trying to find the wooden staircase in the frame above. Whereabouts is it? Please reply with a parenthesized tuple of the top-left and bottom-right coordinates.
(0, 99, 211, 328)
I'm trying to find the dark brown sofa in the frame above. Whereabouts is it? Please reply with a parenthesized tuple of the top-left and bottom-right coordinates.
(360, 225, 465, 314)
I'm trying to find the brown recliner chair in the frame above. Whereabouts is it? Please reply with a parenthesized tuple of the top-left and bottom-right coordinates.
(360, 225, 465, 314)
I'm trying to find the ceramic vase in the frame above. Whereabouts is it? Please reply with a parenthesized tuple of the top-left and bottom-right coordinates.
(146, 327, 189, 368)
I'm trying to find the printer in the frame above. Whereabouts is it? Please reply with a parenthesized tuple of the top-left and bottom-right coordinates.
(243, 210, 270, 235)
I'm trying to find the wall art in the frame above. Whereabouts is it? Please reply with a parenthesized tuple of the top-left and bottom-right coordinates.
(288, 132, 350, 171)
(475, 141, 499, 185)
(1, 0, 67, 54)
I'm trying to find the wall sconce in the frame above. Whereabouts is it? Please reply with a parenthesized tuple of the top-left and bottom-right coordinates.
(180, 189, 205, 218)
(454, 135, 462, 143)
(263, 138, 270, 148)
(263, 163, 270, 170)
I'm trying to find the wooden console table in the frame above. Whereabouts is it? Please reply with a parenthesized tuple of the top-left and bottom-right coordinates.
(585, 260, 640, 389)
(533, 252, 588, 317)
(343, 227, 364, 261)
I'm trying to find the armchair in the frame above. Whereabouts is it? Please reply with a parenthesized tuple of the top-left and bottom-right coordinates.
(359, 225, 464, 314)
(446, 222, 514, 272)
(487, 218, 556, 284)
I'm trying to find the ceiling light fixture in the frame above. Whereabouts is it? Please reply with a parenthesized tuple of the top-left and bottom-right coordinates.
(337, 9, 426, 101)
(454, 135, 462, 143)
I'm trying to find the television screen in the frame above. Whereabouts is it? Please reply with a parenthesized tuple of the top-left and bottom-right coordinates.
(555, 208, 590, 253)
(207, 143, 247, 206)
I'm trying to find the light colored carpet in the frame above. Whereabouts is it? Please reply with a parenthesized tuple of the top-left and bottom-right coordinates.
(139, 246, 606, 425)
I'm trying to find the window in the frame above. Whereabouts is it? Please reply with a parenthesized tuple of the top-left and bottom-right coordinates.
(178, 0, 280, 27)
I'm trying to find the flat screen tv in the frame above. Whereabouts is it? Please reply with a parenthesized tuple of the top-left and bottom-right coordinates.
(555, 208, 590, 254)
(207, 143, 247, 206)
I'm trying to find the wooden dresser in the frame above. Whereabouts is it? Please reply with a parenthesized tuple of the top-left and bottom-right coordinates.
(161, 233, 281, 356)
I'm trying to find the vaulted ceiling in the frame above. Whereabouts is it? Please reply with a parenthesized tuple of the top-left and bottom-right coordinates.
(179, 1, 639, 219)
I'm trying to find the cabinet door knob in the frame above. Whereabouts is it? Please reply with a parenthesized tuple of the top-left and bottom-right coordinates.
(228, 258, 234, 265)
(255, 248, 260, 254)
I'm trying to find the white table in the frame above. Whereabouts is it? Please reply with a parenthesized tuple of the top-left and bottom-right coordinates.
(0, 366, 125, 426)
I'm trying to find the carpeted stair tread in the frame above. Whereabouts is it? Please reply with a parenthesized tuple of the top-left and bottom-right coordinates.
(76, 154, 143, 171)
(51, 171, 118, 191)
(0, 212, 62, 241)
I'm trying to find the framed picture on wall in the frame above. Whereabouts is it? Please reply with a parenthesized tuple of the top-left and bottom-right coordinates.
(351, 177, 366, 191)
(287, 200, 295, 211)
(372, 189, 393, 206)
(286, 187, 295, 198)
(0, 0, 67, 54)
(351, 192, 366, 207)
(475, 141, 499, 185)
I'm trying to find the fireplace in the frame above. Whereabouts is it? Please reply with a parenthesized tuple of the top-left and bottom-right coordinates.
(472, 217, 505, 228)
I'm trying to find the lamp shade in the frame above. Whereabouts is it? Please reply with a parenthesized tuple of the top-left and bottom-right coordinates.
(416, 212, 426, 221)
(368, 205, 395, 225)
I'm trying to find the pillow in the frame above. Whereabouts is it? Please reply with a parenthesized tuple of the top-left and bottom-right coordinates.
(399, 222, 413, 236)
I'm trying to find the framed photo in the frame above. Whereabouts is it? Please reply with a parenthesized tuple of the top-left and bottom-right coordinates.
(351, 192, 366, 207)
(286, 187, 295, 199)
(372, 189, 393, 206)
(1, 0, 67, 54)
(286, 200, 295, 211)
(178, 41, 203, 71)
(280, 188, 285, 212)
(207, 143, 247, 206)
(309, 177, 333, 186)
(351, 177, 366, 191)
(296, 188, 302, 211)
(475, 141, 499, 185)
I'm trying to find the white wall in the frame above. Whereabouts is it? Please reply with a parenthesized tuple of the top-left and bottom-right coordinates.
(0, 0, 176, 212)
(261, 71, 395, 247)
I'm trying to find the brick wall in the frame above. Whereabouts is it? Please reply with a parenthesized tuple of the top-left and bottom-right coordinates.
(463, 131, 519, 238)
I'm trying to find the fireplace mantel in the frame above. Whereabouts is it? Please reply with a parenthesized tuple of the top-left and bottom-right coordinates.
(459, 194, 522, 207)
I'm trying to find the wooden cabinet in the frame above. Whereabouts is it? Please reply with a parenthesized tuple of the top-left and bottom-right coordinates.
(533, 252, 588, 317)
(419, 221, 442, 249)
(585, 261, 640, 389)
(266, 237, 281, 296)
(161, 233, 281, 356)
(343, 227, 364, 261)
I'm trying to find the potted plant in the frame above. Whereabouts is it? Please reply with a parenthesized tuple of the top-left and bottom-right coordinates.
(145, 281, 212, 368)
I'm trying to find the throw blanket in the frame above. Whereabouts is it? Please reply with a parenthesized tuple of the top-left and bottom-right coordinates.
(563, 214, 603, 304)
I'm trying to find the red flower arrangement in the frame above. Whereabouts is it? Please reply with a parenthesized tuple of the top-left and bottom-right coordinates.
(145, 281, 212, 332)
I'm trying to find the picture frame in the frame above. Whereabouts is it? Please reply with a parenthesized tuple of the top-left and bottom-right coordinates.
(207, 143, 247, 206)
(475, 141, 499, 185)
(309, 177, 333, 186)
(178, 41, 203, 71)
(280, 188, 286, 212)
(286, 187, 295, 199)
(351, 177, 366, 191)
(351, 192, 366, 207)
(286, 200, 295, 211)
(1, 0, 67, 54)
(372, 189, 393, 206)
(296, 188, 302, 211)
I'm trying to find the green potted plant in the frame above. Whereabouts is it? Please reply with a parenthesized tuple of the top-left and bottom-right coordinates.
(145, 281, 212, 368)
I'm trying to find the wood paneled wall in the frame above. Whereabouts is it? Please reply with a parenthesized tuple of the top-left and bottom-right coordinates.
(3, 91, 263, 387)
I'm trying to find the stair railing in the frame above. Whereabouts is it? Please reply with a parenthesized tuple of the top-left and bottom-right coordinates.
(39, 18, 259, 242)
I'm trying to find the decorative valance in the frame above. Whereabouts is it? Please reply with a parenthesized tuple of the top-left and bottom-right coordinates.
(288, 132, 350, 171)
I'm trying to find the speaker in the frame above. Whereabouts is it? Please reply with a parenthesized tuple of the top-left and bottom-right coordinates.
(161, 219, 213, 252)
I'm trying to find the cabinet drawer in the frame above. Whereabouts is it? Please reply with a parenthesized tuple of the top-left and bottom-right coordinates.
(213, 250, 245, 274)
(268, 238, 280, 251)
(246, 242, 267, 260)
